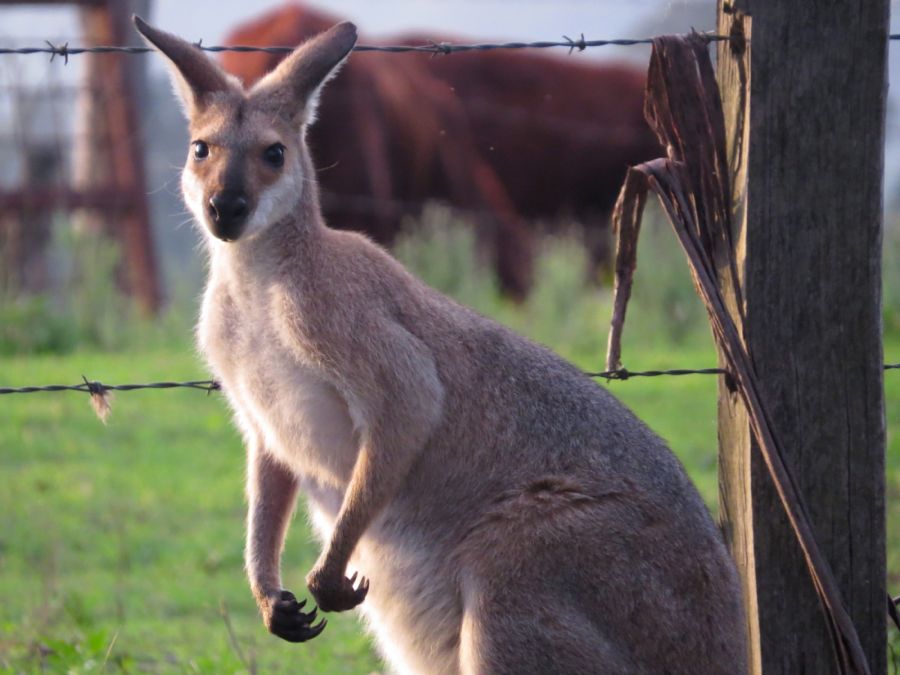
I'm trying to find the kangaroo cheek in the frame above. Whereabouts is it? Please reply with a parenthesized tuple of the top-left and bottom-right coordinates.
(182, 170, 207, 224)
(244, 170, 298, 237)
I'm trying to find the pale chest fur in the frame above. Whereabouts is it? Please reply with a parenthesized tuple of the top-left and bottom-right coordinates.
(198, 259, 462, 674)
(197, 275, 359, 491)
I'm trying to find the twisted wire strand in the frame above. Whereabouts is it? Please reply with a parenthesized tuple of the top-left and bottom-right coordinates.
(6, 33, 900, 63)
(2, 363, 897, 396)
(0, 33, 730, 63)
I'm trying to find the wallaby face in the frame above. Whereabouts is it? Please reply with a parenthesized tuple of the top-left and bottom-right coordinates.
(135, 16, 354, 244)
(181, 104, 298, 243)
(137, 16, 747, 675)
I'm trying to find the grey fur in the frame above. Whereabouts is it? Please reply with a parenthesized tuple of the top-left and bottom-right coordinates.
(135, 15, 747, 675)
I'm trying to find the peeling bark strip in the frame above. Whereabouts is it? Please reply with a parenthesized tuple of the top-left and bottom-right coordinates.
(606, 35, 869, 674)
(605, 170, 645, 373)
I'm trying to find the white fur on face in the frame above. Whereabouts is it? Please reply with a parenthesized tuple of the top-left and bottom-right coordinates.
(181, 169, 210, 238)
(242, 152, 303, 239)
(181, 151, 303, 243)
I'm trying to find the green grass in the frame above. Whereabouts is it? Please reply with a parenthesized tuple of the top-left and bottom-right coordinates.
(1, 215, 898, 672)
(0, 351, 380, 673)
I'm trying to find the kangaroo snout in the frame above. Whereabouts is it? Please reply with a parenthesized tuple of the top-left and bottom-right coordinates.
(208, 190, 250, 241)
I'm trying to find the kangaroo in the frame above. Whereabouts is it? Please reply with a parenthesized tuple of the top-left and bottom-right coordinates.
(135, 16, 747, 675)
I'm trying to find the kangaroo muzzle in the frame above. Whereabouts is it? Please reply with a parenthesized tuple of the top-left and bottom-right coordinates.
(208, 189, 250, 241)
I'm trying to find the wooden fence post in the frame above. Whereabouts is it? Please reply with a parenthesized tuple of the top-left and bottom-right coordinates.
(75, 0, 160, 314)
(715, 1, 888, 672)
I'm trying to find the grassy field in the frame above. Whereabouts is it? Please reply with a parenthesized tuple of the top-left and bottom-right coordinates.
(1, 219, 898, 672)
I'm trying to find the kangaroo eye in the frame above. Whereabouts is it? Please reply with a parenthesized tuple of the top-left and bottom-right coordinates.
(192, 140, 209, 160)
(264, 143, 285, 168)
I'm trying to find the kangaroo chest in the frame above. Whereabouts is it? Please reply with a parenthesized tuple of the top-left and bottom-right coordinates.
(198, 279, 359, 488)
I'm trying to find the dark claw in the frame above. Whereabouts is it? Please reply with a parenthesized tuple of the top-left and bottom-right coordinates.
(279, 619, 327, 643)
(268, 590, 326, 643)
(308, 571, 371, 612)
(308, 619, 327, 638)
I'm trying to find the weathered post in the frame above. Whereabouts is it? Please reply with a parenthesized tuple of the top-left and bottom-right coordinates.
(715, 1, 888, 672)
(74, 0, 160, 314)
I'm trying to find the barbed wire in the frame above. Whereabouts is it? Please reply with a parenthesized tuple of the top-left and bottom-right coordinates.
(1, 363, 897, 398)
(588, 366, 725, 380)
(3, 32, 900, 63)
(0, 369, 712, 398)
(0, 33, 727, 64)
(0, 377, 219, 396)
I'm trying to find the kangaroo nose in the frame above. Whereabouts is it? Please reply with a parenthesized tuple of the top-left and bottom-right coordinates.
(208, 190, 249, 240)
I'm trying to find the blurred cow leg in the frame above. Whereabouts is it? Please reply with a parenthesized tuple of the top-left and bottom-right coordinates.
(469, 159, 534, 300)
(427, 87, 534, 300)
(583, 209, 614, 285)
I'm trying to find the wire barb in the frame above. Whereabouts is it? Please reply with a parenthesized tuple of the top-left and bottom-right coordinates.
(81, 375, 111, 422)
(45, 40, 69, 64)
(562, 34, 587, 55)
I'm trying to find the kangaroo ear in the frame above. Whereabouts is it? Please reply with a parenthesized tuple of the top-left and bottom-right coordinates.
(133, 15, 232, 116)
(250, 22, 357, 126)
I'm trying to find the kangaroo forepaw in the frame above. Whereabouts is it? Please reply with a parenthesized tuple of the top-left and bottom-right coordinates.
(307, 569, 370, 612)
(267, 590, 326, 643)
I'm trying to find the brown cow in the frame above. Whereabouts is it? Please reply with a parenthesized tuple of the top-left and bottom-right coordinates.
(418, 45, 660, 269)
(221, 4, 658, 295)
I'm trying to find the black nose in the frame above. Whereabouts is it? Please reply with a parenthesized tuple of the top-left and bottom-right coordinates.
(207, 190, 249, 240)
